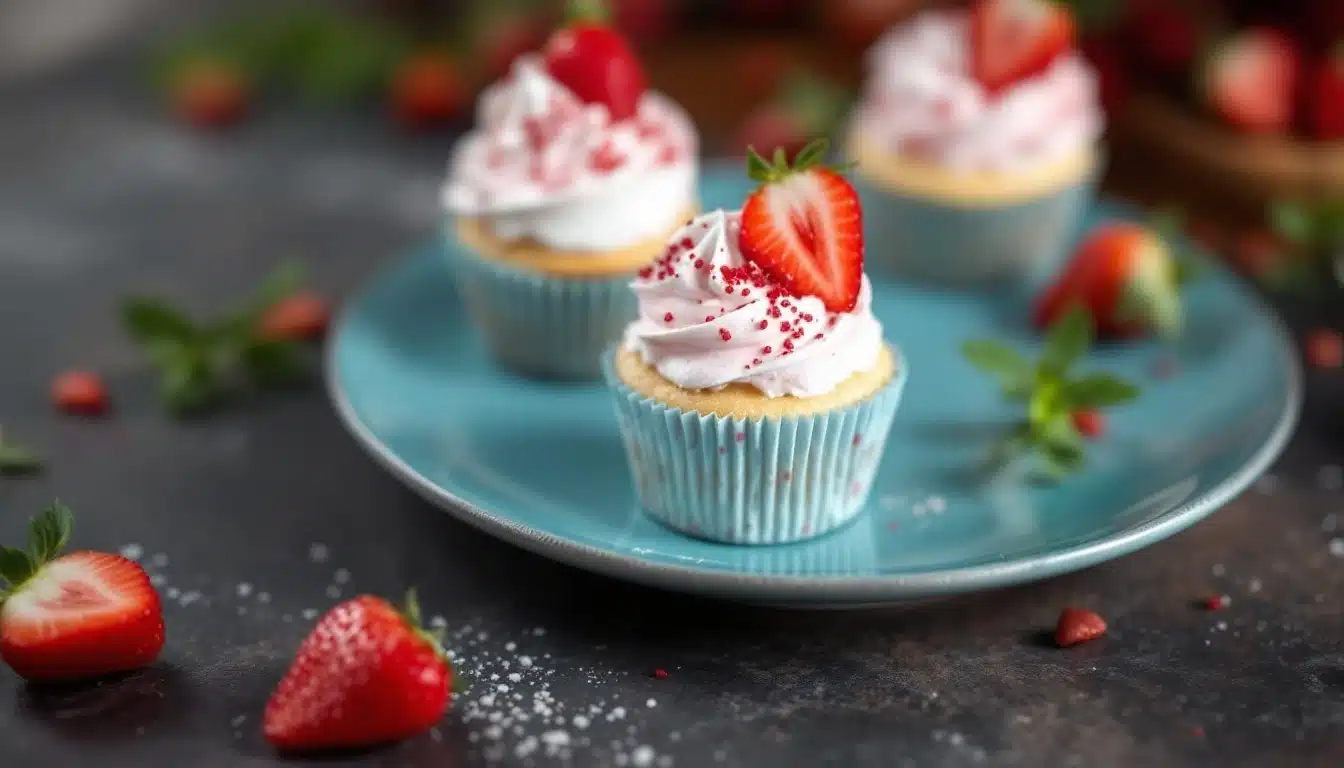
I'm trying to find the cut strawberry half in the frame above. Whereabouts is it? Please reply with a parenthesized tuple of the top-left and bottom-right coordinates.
(738, 138, 863, 313)
(971, 0, 1075, 95)
(0, 504, 164, 682)
(1201, 28, 1300, 135)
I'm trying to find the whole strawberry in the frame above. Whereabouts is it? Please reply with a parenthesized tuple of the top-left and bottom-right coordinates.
(1033, 222, 1186, 341)
(543, 0, 648, 121)
(264, 591, 452, 752)
(172, 58, 249, 130)
(971, 0, 1075, 95)
(0, 504, 165, 681)
(1201, 28, 1300, 135)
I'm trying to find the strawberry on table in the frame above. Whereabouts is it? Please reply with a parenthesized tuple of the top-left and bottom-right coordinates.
(1307, 46, 1344, 141)
(1033, 222, 1187, 341)
(0, 504, 164, 682)
(738, 138, 863, 313)
(52, 370, 110, 416)
(971, 0, 1075, 95)
(172, 57, 249, 130)
(1200, 27, 1301, 135)
(264, 591, 452, 752)
(257, 291, 330, 342)
(543, 0, 648, 122)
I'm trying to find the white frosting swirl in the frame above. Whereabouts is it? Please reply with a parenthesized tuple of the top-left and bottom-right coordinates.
(623, 210, 884, 398)
(850, 10, 1101, 173)
(442, 55, 697, 252)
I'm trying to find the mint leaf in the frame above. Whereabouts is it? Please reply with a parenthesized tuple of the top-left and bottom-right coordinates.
(0, 546, 33, 589)
(27, 503, 73, 566)
(1063, 373, 1140, 409)
(1271, 201, 1315, 246)
(961, 340, 1032, 379)
(1041, 306, 1093, 375)
(162, 355, 219, 415)
(123, 298, 199, 344)
(0, 441, 41, 474)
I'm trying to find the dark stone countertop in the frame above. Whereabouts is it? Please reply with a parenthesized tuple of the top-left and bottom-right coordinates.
(1, 55, 1342, 768)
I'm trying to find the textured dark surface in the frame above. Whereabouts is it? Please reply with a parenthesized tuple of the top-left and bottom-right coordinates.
(1, 52, 1343, 768)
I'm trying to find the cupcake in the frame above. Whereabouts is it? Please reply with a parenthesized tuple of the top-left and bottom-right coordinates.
(441, 3, 698, 379)
(605, 142, 907, 545)
(845, 2, 1102, 284)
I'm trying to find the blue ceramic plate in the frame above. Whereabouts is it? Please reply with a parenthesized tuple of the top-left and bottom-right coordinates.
(327, 165, 1300, 606)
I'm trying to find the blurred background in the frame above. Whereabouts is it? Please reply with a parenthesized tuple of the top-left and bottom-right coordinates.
(1, 0, 1342, 295)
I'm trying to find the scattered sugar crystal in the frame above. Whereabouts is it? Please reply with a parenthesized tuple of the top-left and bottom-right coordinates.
(120, 543, 144, 561)
(1249, 579, 1262, 593)
(520, 656, 534, 667)
(647, 698, 657, 708)
(333, 568, 351, 584)
(301, 608, 318, 620)
(308, 543, 329, 562)
(167, 587, 180, 599)
(632, 746, 656, 767)
(257, 592, 271, 604)
(149, 553, 169, 568)
(325, 585, 342, 599)
(236, 583, 252, 598)
(1212, 563, 1226, 577)
(1330, 538, 1344, 557)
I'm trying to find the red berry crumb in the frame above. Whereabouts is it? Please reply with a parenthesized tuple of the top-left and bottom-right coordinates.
(1055, 607, 1107, 648)
(653, 668, 668, 679)
(1072, 409, 1105, 439)
(1202, 594, 1230, 611)
(1306, 329, 1343, 369)
(663, 312, 674, 323)
(52, 371, 109, 416)
(719, 328, 732, 341)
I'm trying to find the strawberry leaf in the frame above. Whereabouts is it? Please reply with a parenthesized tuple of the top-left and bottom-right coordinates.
(1062, 373, 1140, 409)
(27, 503, 73, 566)
(0, 546, 33, 591)
(1040, 306, 1093, 376)
(791, 137, 829, 172)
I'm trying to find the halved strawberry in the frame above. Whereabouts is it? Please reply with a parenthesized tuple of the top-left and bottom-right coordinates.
(0, 504, 164, 682)
(738, 139, 863, 313)
(1201, 28, 1300, 135)
(971, 0, 1075, 95)
(264, 591, 451, 752)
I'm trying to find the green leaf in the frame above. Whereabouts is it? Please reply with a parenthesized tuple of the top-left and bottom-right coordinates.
(1041, 305, 1094, 376)
(988, 425, 1033, 470)
(404, 588, 422, 627)
(123, 298, 199, 344)
(161, 354, 219, 415)
(27, 503, 74, 566)
(961, 340, 1032, 381)
(1033, 442, 1085, 482)
(240, 339, 306, 388)
(791, 137, 829, 171)
(745, 148, 773, 181)
(1062, 373, 1141, 409)
(0, 546, 33, 589)
(0, 441, 41, 474)
(1271, 201, 1316, 246)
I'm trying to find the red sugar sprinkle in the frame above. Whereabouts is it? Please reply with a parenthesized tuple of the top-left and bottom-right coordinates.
(680, 238, 693, 250)
(694, 259, 705, 269)
(664, 312, 674, 323)
(1202, 594, 1230, 611)
(783, 339, 794, 351)
(815, 333, 825, 340)
(780, 321, 792, 332)
(751, 358, 761, 366)
(735, 432, 746, 442)
(802, 313, 814, 322)
(653, 668, 668, 679)
(705, 315, 715, 322)
(741, 289, 750, 297)
(757, 320, 768, 330)
(852, 434, 862, 446)
(725, 286, 735, 294)
(638, 267, 653, 279)
(719, 328, 732, 341)
(762, 345, 772, 354)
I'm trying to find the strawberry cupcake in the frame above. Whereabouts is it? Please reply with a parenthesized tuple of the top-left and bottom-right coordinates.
(845, 0, 1102, 283)
(605, 142, 908, 545)
(442, 1, 697, 379)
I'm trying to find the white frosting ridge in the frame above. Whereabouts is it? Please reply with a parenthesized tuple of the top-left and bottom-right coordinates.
(850, 10, 1102, 173)
(443, 55, 698, 252)
(623, 210, 884, 398)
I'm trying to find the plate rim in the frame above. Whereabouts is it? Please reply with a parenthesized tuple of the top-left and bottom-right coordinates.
(325, 233, 1302, 607)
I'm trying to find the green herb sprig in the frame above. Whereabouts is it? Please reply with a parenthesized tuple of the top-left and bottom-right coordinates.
(121, 262, 310, 416)
(961, 306, 1141, 482)
(0, 427, 41, 475)
(1269, 198, 1344, 290)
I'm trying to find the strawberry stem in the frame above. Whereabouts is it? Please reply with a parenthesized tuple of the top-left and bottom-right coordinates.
(566, 0, 609, 25)
(400, 588, 449, 660)
(744, 137, 833, 184)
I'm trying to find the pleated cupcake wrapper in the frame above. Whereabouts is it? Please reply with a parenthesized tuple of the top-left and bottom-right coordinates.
(446, 240, 637, 381)
(603, 350, 909, 545)
(852, 164, 1099, 285)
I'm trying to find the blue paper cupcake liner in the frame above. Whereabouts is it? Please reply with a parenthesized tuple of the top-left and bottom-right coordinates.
(851, 160, 1099, 286)
(603, 348, 909, 545)
(445, 234, 639, 381)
